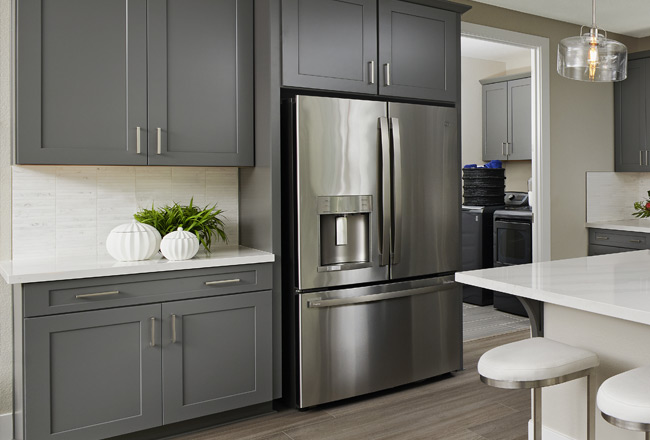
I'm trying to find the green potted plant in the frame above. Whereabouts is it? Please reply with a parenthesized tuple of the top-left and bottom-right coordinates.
(134, 199, 227, 252)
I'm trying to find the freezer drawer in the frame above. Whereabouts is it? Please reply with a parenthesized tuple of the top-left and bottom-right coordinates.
(297, 276, 462, 408)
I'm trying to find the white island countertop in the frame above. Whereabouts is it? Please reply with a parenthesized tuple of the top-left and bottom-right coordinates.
(0, 246, 275, 284)
(455, 250, 650, 326)
(586, 219, 650, 233)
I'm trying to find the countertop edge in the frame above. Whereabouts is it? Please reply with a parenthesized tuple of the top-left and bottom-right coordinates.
(586, 221, 650, 233)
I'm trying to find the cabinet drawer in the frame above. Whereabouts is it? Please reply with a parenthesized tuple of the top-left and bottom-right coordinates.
(23, 263, 272, 317)
(588, 229, 647, 250)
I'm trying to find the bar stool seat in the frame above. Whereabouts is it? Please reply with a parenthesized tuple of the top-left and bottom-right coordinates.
(478, 337, 599, 440)
(597, 366, 650, 437)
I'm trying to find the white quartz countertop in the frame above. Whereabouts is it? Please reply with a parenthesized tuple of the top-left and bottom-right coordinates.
(586, 219, 650, 233)
(455, 250, 650, 326)
(0, 246, 275, 284)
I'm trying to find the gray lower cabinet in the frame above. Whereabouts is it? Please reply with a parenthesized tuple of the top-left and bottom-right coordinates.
(16, 264, 273, 440)
(587, 228, 649, 256)
(16, 0, 253, 166)
(24, 305, 162, 440)
(162, 292, 272, 424)
(481, 75, 531, 161)
(281, 0, 467, 102)
(615, 58, 650, 171)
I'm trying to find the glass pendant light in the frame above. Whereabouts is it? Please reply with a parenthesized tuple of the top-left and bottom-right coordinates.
(557, 0, 627, 82)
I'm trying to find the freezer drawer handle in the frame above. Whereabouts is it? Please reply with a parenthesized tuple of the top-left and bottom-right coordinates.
(307, 281, 456, 308)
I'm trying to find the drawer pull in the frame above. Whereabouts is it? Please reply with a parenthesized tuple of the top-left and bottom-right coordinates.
(75, 290, 120, 299)
(629, 239, 643, 243)
(595, 236, 609, 240)
(205, 279, 241, 286)
(171, 314, 177, 343)
(150, 317, 156, 347)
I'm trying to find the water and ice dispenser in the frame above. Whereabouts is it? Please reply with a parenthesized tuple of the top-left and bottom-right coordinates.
(317, 195, 372, 271)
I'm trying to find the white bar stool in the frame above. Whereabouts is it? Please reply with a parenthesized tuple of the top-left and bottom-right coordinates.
(597, 366, 650, 439)
(478, 337, 600, 440)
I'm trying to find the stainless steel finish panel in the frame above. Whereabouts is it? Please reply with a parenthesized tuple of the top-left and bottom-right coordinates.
(320, 214, 369, 267)
(388, 103, 460, 280)
(297, 276, 462, 408)
(296, 96, 388, 290)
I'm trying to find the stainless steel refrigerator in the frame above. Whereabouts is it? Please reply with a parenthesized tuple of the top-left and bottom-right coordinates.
(283, 95, 462, 408)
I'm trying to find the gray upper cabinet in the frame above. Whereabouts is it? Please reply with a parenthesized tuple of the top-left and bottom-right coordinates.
(281, 0, 378, 94)
(24, 305, 162, 440)
(378, 0, 457, 102)
(282, 0, 466, 102)
(162, 291, 272, 424)
(481, 75, 531, 161)
(615, 58, 650, 171)
(16, 0, 148, 165)
(147, 0, 254, 166)
(16, 0, 253, 166)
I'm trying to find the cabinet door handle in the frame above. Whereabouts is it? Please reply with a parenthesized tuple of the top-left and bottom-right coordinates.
(171, 314, 177, 343)
(75, 290, 120, 299)
(368, 61, 375, 84)
(629, 239, 643, 243)
(641, 150, 644, 166)
(384, 63, 391, 86)
(157, 128, 162, 155)
(508, 142, 512, 155)
(136, 127, 141, 154)
(150, 317, 156, 347)
(595, 236, 609, 240)
(205, 278, 241, 286)
(645, 150, 648, 166)
(502, 142, 507, 156)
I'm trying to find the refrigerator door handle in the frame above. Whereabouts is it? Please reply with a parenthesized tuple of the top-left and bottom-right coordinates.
(390, 117, 403, 265)
(379, 117, 392, 267)
(307, 281, 457, 308)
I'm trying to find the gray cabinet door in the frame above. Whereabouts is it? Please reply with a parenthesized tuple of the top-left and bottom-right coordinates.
(378, 0, 457, 102)
(147, 0, 254, 166)
(162, 291, 272, 424)
(507, 77, 532, 160)
(482, 81, 508, 161)
(16, 0, 148, 165)
(282, 0, 378, 94)
(24, 305, 162, 440)
(615, 58, 648, 171)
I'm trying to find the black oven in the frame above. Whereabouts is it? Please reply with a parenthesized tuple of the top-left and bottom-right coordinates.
(493, 208, 533, 315)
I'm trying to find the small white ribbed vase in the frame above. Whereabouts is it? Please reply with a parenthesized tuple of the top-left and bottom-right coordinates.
(160, 227, 200, 261)
(106, 221, 162, 261)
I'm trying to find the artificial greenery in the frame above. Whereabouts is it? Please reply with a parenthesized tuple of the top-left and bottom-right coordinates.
(134, 199, 227, 252)
(633, 190, 650, 218)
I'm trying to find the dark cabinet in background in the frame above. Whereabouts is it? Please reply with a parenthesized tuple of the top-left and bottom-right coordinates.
(615, 58, 650, 171)
(587, 228, 649, 255)
(281, 0, 468, 102)
(16, 0, 253, 166)
(481, 74, 531, 161)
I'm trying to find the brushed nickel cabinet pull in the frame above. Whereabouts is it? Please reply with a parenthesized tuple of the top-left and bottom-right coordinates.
(641, 150, 644, 166)
(384, 63, 391, 86)
(205, 278, 241, 286)
(645, 150, 648, 166)
(629, 239, 643, 243)
(171, 314, 177, 343)
(595, 236, 609, 240)
(157, 128, 162, 155)
(136, 127, 141, 154)
(150, 317, 156, 347)
(75, 290, 120, 299)
(369, 61, 375, 84)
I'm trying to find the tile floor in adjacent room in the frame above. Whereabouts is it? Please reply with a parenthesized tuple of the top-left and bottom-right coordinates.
(462, 303, 530, 342)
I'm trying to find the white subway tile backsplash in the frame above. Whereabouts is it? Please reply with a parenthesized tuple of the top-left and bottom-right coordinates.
(587, 172, 650, 222)
(12, 165, 239, 260)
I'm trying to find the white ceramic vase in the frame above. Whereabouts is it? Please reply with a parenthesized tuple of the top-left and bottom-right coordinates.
(106, 221, 161, 261)
(160, 227, 200, 261)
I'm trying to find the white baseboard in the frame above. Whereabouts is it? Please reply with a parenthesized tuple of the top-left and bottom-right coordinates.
(0, 413, 12, 440)
(528, 419, 575, 440)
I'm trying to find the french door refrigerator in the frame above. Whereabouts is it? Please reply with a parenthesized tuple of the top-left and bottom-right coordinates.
(283, 95, 461, 408)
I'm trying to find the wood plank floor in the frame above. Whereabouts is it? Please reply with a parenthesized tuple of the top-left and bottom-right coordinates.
(172, 330, 531, 440)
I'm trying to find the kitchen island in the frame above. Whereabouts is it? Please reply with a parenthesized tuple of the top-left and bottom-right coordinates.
(456, 250, 650, 440)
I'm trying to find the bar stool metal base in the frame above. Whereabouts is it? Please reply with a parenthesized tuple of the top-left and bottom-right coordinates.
(601, 411, 650, 439)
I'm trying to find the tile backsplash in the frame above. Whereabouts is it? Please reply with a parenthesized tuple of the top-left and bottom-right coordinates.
(12, 166, 238, 260)
(586, 171, 650, 222)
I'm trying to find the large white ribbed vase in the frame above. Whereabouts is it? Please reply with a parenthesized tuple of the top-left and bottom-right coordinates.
(160, 227, 200, 261)
(106, 221, 161, 261)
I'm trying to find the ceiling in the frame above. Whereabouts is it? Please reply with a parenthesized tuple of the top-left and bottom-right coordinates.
(471, 0, 650, 38)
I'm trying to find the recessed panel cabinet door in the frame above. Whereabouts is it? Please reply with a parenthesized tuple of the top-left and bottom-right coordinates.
(378, 0, 457, 102)
(147, 0, 254, 166)
(162, 291, 272, 424)
(482, 82, 508, 161)
(282, 0, 378, 94)
(507, 77, 532, 160)
(16, 0, 148, 165)
(24, 305, 162, 440)
(615, 58, 648, 171)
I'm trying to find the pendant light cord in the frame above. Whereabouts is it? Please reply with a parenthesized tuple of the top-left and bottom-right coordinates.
(592, 0, 597, 29)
